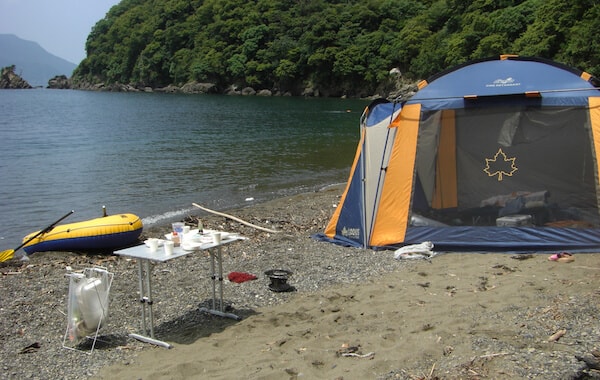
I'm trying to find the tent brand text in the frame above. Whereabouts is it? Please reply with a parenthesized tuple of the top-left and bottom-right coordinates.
(341, 227, 360, 238)
(486, 77, 521, 88)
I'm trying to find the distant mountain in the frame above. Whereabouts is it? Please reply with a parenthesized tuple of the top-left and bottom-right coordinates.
(0, 34, 77, 87)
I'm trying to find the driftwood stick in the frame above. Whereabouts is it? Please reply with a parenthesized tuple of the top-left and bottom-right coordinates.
(340, 352, 375, 358)
(192, 203, 280, 233)
(429, 363, 436, 377)
(548, 329, 566, 342)
(479, 352, 510, 358)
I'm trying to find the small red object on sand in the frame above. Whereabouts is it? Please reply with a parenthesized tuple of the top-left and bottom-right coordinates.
(548, 252, 574, 263)
(228, 272, 258, 283)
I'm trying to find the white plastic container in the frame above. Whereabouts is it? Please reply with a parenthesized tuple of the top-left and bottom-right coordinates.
(496, 214, 532, 227)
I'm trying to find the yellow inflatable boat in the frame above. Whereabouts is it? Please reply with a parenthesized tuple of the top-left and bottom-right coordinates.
(22, 213, 143, 255)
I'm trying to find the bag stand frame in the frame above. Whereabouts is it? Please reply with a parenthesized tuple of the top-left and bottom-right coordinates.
(62, 266, 114, 354)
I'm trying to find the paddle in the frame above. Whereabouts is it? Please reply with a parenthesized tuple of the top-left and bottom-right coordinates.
(0, 210, 74, 263)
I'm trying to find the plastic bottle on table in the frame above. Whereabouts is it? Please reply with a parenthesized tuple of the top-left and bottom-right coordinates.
(172, 231, 180, 247)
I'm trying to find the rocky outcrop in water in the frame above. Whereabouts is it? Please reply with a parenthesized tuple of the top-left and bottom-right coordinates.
(0, 65, 32, 89)
(47, 75, 71, 89)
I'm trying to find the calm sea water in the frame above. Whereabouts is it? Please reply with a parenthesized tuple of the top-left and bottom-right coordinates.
(0, 89, 368, 251)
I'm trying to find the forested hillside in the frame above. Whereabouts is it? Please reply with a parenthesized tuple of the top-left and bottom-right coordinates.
(72, 0, 600, 97)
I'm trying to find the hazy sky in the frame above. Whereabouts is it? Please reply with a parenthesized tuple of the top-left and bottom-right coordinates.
(0, 0, 122, 64)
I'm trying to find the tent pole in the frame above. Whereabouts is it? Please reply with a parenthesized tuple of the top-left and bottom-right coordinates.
(360, 127, 368, 249)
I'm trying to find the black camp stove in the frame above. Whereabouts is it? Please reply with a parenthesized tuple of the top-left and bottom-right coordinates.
(264, 269, 295, 292)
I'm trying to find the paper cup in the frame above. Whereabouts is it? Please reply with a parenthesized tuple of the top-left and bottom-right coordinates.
(182, 225, 191, 234)
(211, 232, 221, 244)
(164, 240, 174, 255)
(147, 238, 159, 252)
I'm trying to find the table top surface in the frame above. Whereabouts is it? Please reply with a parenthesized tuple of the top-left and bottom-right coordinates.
(114, 231, 244, 262)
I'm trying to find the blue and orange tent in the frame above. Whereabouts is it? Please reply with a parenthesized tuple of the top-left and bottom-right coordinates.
(319, 55, 600, 252)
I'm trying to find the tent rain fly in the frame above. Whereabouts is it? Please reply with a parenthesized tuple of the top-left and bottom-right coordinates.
(318, 55, 600, 252)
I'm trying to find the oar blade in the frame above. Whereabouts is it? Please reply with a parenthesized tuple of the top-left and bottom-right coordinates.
(0, 249, 15, 263)
(0, 210, 74, 263)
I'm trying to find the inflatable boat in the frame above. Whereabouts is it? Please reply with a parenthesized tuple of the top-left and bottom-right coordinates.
(22, 213, 143, 254)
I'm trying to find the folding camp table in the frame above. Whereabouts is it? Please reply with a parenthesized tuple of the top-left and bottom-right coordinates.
(114, 231, 243, 348)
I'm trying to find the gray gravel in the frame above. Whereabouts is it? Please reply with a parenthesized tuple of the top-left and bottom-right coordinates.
(1, 185, 599, 379)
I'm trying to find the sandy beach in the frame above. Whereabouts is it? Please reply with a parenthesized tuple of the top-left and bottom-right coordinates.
(95, 253, 600, 379)
(2, 185, 600, 379)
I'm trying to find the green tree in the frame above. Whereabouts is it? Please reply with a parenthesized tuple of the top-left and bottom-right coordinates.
(558, 4, 600, 75)
(72, 0, 600, 95)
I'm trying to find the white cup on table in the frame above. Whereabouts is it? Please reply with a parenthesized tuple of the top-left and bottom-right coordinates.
(211, 232, 221, 245)
(164, 240, 174, 255)
(180, 226, 191, 243)
(147, 238, 159, 252)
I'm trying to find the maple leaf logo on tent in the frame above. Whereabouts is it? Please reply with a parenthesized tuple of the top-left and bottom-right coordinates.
(483, 148, 518, 181)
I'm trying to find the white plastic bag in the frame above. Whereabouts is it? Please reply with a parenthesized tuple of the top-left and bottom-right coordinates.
(394, 241, 435, 260)
(65, 267, 112, 343)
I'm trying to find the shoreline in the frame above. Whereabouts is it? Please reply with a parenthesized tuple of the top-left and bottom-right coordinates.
(1, 185, 599, 379)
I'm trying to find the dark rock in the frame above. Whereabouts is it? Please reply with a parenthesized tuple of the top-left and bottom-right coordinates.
(576, 354, 600, 370)
(180, 81, 217, 94)
(241, 87, 256, 96)
(387, 82, 418, 101)
(257, 89, 272, 96)
(155, 84, 180, 93)
(302, 86, 319, 97)
(0, 65, 32, 89)
(42, 71, 418, 100)
(225, 84, 241, 95)
(47, 75, 71, 89)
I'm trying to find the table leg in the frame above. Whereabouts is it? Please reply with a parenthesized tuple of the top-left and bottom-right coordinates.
(128, 258, 172, 348)
(136, 259, 147, 334)
(209, 248, 216, 310)
(216, 247, 225, 311)
(144, 259, 156, 338)
(199, 247, 240, 320)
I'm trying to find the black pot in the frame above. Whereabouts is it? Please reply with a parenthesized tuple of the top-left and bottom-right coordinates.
(264, 269, 295, 292)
